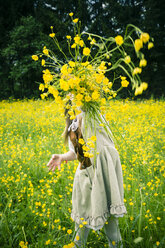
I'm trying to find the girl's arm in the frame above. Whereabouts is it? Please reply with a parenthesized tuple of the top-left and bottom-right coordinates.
(47, 150, 76, 172)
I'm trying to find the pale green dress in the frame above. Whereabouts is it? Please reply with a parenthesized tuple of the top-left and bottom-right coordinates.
(69, 113, 127, 230)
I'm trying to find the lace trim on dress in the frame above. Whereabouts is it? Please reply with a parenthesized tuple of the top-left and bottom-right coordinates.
(71, 204, 127, 230)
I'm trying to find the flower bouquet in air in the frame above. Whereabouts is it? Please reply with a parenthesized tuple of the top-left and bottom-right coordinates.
(32, 12, 153, 152)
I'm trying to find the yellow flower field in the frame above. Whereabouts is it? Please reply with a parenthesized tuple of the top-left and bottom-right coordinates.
(0, 99, 164, 248)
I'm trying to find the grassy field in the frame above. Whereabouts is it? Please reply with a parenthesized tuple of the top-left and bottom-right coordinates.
(0, 99, 164, 248)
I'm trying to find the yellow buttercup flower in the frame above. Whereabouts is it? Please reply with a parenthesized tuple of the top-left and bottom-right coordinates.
(120, 76, 126, 81)
(121, 80, 129, 87)
(60, 79, 69, 91)
(83, 47, 91, 56)
(92, 91, 100, 100)
(82, 145, 90, 152)
(85, 95, 91, 102)
(43, 46, 49, 55)
(39, 84, 45, 92)
(69, 61, 75, 67)
(32, 55, 39, 61)
(43, 69, 53, 83)
(105, 112, 111, 121)
(67, 229, 72, 234)
(115, 35, 124, 46)
(73, 18, 79, 23)
(139, 59, 147, 67)
(71, 43, 76, 48)
(79, 40, 84, 47)
(74, 35, 80, 44)
(140, 32, 150, 43)
(135, 83, 148, 96)
(124, 56, 131, 64)
(133, 67, 142, 75)
(41, 59, 45, 66)
(79, 138, 85, 145)
(135, 86, 143, 96)
(45, 239, 51, 245)
(90, 136, 97, 142)
(66, 35, 71, 39)
(134, 39, 143, 52)
(141, 82, 148, 91)
(49, 33, 55, 38)
(76, 93, 83, 101)
(148, 42, 154, 49)
(69, 12, 73, 17)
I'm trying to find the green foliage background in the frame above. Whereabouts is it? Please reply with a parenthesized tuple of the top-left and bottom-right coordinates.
(0, 0, 164, 99)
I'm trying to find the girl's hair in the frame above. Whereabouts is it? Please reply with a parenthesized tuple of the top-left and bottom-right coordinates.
(62, 101, 72, 144)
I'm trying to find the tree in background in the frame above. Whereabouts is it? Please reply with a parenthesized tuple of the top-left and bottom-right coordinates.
(1, 16, 46, 98)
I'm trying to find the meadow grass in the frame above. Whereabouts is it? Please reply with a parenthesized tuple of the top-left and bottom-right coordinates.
(0, 99, 164, 248)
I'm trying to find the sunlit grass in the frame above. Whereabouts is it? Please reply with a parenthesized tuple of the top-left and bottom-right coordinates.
(0, 99, 164, 248)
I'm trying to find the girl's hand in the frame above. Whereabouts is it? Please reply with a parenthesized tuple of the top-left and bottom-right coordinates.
(47, 154, 62, 172)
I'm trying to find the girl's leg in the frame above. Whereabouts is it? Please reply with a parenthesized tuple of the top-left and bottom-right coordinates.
(74, 222, 90, 248)
(104, 216, 123, 248)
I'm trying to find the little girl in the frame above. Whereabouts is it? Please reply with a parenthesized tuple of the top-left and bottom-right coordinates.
(47, 111, 127, 248)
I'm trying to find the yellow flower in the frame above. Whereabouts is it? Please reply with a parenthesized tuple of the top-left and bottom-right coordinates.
(112, 241, 116, 246)
(39, 84, 45, 92)
(135, 86, 143, 96)
(43, 69, 53, 83)
(76, 93, 83, 101)
(132, 67, 142, 76)
(148, 42, 154, 49)
(74, 35, 80, 44)
(60, 79, 69, 91)
(41, 59, 45, 66)
(90, 136, 97, 142)
(105, 112, 111, 121)
(79, 138, 85, 145)
(124, 56, 131, 63)
(69, 12, 73, 17)
(139, 59, 147, 67)
(141, 82, 148, 91)
(32, 55, 38, 61)
(73, 18, 79, 23)
(115, 35, 124, 46)
(134, 39, 143, 52)
(79, 40, 84, 47)
(79, 224, 83, 228)
(92, 91, 100, 100)
(90, 38, 96, 45)
(140, 32, 150, 43)
(19, 241, 25, 247)
(82, 145, 90, 152)
(49, 33, 55, 38)
(43, 46, 49, 55)
(87, 141, 95, 148)
(85, 95, 91, 102)
(83, 47, 91, 56)
(66, 35, 71, 39)
(101, 98, 106, 105)
(121, 80, 129, 87)
(69, 61, 75, 67)
(76, 236, 80, 241)
(45, 239, 51, 245)
(61, 64, 68, 75)
(95, 73, 104, 84)
(71, 43, 76, 48)
(67, 229, 72, 234)
(156, 241, 160, 246)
